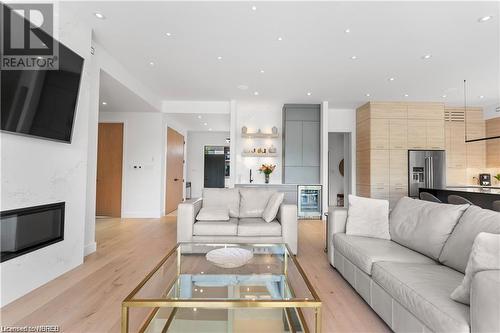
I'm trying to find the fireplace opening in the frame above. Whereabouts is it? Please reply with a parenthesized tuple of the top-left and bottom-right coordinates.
(1, 202, 65, 262)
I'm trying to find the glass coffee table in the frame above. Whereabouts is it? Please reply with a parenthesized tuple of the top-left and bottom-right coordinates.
(122, 243, 321, 333)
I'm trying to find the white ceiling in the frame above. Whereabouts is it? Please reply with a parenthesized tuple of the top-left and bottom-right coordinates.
(99, 70, 157, 113)
(68, 1, 499, 109)
(166, 113, 230, 132)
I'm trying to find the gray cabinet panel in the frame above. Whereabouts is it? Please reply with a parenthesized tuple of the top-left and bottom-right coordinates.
(285, 121, 302, 166)
(284, 105, 321, 121)
(284, 167, 320, 184)
(302, 121, 320, 166)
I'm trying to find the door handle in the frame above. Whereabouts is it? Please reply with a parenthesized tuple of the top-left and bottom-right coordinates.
(174, 178, 179, 181)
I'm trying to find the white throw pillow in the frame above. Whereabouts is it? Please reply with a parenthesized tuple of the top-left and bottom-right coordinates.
(196, 207, 229, 221)
(346, 195, 390, 240)
(450, 232, 500, 305)
(262, 192, 285, 222)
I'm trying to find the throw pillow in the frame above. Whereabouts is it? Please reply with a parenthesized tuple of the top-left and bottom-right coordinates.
(196, 207, 230, 221)
(239, 189, 276, 218)
(451, 232, 500, 305)
(262, 192, 285, 222)
(345, 195, 390, 240)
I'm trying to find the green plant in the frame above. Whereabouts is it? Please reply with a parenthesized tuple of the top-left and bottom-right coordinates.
(494, 174, 500, 182)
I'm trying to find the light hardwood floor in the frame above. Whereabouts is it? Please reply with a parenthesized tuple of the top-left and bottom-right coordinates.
(1, 217, 390, 333)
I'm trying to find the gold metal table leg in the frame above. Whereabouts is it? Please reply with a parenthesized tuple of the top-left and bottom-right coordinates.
(315, 307, 322, 333)
(121, 305, 129, 333)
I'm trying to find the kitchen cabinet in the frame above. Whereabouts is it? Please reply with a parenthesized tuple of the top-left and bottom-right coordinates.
(389, 119, 407, 149)
(407, 102, 444, 120)
(371, 119, 390, 149)
(426, 120, 445, 149)
(486, 117, 500, 168)
(407, 120, 427, 149)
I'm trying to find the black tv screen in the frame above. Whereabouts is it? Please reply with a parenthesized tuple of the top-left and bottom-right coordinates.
(1, 41, 84, 143)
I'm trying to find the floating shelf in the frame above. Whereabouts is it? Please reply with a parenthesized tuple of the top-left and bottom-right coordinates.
(241, 132, 280, 139)
(241, 152, 278, 157)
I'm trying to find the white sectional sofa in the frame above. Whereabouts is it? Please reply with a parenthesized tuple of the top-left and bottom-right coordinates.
(177, 188, 298, 254)
(328, 198, 500, 333)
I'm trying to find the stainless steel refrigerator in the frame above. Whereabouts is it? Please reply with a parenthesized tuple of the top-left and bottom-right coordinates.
(408, 150, 446, 198)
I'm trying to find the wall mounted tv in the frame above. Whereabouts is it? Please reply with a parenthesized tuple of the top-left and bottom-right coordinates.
(1, 33, 84, 143)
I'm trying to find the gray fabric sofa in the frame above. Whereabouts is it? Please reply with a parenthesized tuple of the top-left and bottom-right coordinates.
(177, 188, 298, 254)
(328, 199, 500, 333)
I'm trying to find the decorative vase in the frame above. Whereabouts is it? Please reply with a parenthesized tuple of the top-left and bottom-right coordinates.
(265, 173, 270, 184)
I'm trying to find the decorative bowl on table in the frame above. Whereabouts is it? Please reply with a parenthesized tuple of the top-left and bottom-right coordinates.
(206, 247, 253, 268)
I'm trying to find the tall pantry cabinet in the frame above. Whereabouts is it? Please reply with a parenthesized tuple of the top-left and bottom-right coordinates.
(356, 102, 445, 207)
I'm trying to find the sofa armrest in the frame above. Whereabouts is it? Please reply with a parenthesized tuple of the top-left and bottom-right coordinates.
(278, 204, 298, 255)
(327, 207, 348, 267)
(470, 270, 500, 333)
(176, 198, 202, 243)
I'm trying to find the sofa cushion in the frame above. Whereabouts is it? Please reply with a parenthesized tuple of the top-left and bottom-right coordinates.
(346, 195, 390, 240)
(193, 218, 238, 236)
(239, 189, 276, 218)
(262, 192, 285, 222)
(372, 262, 469, 333)
(203, 188, 240, 217)
(389, 197, 469, 260)
(237, 218, 281, 236)
(439, 206, 500, 273)
(196, 207, 229, 221)
(333, 233, 436, 275)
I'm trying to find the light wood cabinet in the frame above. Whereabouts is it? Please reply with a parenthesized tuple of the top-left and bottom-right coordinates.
(371, 102, 407, 119)
(407, 102, 444, 120)
(371, 119, 390, 149)
(389, 119, 407, 149)
(426, 120, 445, 149)
(371, 149, 390, 186)
(486, 118, 500, 168)
(407, 120, 427, 149)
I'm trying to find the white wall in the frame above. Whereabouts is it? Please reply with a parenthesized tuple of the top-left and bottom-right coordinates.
(328, 133, 345, 206)
(186, 131, 230, 198)
(98, 112, 164, 218)
(328, 108, 357, 195)
(234, 101, 283, 184)
(0, 9, 92, 306)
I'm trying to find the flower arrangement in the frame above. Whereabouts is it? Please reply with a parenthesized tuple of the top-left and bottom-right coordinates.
(259, 164, 276, 183)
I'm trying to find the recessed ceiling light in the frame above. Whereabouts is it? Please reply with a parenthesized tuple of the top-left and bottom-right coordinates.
(102, 102, 107, 105)
(149, 61, 155, 66)
(197, 115, 202, 119)
(422, 54, 432, 60)
(277, 37, 283, 41)
(94, 12, 105, 19)
(260, 69, 265, 73)
(388, 77, 395, 82)
(404, 94, 409, 97)
(251, 5, 257, 11)
(253, 91, 259, 96)
(442, 94, 447, 98)
(208, 128, 212, 131)
(307, 92, 312, 96)
(344, 28, 350, 33)
(351, 55, 358, 60)
(366, 93, 371, 97)
(479, 95, 485, 99)
(478, 16, 493, 23)
(165, 32, 172, 37)
(217, 56, 223, 60)
(193, 308, 197, 312)
(204, 122, 208, 126)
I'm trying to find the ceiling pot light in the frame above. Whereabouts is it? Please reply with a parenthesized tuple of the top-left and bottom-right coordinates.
(366, 93, 370, 97)
(251, 5, 257, 11)
(442, 94, 447, 98)
(422, 54, 432, 59)
(388, 77, 395, 81)
(197, 115, 202, 119)
(149, 61, 155, 66)
(209, 128, 212, 131)
(479, 95, 485, 99)
(404, 94, 409, 97)
(102, 102, 107, 105)
(344, 28, 350, 33)
(478, 16, 493, 23)
(260, 69, 265, 73)
(217, 56, 223, 60)
(277, 37, 283, 41)
(94, 12, 105, 19)
(253, 91, 259, 96)
(351, 55, 357, 60)
(307, 92, 312, 96)
(165, 32, 172, 37)
(204, 122, 208, 126)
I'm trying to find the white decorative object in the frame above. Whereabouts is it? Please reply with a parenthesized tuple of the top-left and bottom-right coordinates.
(206, 247, 253, 268)
(346, 194, 390, 240)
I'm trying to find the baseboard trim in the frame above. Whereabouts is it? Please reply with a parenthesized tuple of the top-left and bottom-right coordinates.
(84, 242, 97, 256)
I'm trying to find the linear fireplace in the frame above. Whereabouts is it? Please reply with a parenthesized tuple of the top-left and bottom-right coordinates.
(1, 202, 65, 262)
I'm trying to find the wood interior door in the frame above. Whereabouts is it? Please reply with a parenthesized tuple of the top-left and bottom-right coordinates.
(96, 123, 123, 217)
(166, 127, 185, 214)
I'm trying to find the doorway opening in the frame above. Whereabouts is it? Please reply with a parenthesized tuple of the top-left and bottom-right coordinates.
(96, 122, 124, 217)
(328, 132, 352, 208)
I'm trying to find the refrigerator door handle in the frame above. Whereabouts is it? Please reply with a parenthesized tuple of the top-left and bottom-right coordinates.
(429, 157, 434, 188)
(424, 157, 429, 188)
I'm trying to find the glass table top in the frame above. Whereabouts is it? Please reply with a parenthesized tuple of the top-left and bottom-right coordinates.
(122, 243, 321, 333)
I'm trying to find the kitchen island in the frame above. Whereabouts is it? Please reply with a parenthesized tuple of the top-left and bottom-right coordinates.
(419, 187, 500, 210)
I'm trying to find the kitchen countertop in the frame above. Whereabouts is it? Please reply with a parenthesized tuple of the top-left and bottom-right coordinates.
(444, 186, 500, 195)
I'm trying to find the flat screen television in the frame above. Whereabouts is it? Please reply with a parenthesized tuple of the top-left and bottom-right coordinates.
(1, 39, 84, 143)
